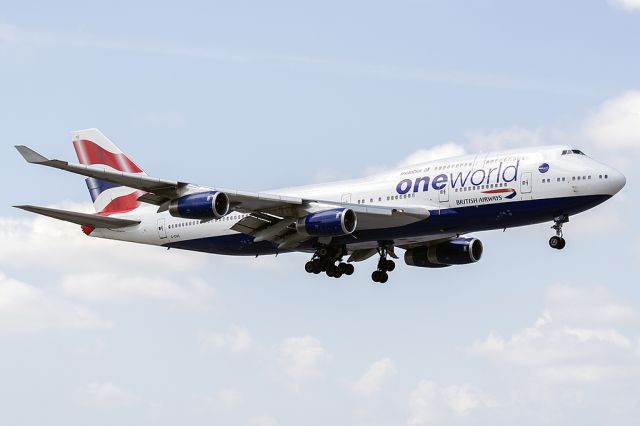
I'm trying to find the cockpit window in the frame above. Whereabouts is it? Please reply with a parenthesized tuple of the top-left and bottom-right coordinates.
(561, 149, 587, 156)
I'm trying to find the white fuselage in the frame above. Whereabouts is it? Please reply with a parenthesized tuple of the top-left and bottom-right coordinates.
(91, 145, 626, 255)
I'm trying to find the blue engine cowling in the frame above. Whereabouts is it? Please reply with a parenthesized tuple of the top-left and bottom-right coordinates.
(404, 238, 483, 268)
(296, 208, 357, 237)
(168, 191, 229, 219)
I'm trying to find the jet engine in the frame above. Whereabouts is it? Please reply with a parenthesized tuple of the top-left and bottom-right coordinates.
(404, 238, 483, 268)
(168, 191, 229, 220)
(296, 208, 357, 237)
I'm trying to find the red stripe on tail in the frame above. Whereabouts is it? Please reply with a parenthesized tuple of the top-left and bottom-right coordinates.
(73, 139, 143, 173)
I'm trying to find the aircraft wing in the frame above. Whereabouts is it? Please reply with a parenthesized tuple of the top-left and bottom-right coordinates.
(16, 145, 431, 247)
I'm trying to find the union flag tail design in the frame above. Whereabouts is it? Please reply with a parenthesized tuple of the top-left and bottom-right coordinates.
(72, 128, 146, 214)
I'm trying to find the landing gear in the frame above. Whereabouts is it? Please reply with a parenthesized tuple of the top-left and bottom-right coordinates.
(549, 235, 566, 250)
(371, 244, 397, 283)
(549, 215, 568, 250)
(371, 270, 388, 283)
(304, 245, 354, 278)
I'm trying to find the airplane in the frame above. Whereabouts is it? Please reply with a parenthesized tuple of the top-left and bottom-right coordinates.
(14, 128, 626, 283)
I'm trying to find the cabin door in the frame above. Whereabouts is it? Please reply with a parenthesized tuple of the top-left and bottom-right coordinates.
(521, 172, 532, 195)
(157, 218, 167, 239)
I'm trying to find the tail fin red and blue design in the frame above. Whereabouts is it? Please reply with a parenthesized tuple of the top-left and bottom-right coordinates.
(72, 128, 146, 214)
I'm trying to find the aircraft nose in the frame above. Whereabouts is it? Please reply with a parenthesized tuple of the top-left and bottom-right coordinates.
(610, 168, 626, 194)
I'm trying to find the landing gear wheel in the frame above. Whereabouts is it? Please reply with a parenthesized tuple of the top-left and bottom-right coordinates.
(378, 271, 388, 283)
(384, 260, 395, 271)
(337, 263, 347, 275)
(558, 238, 566, 249)
(305, 261, 314, 273)
(371, 271, 381, 282)
(325, 264, 337, 277)
(549, 236, 566, 250)
(344, 263, 355, 275)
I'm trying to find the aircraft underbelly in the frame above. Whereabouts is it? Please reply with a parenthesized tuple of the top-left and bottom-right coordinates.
(164, 194, 610, 257)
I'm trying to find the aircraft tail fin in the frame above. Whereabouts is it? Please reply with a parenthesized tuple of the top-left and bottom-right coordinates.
(71, 128, 146, 214)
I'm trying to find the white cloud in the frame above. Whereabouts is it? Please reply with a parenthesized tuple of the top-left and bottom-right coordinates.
(193, 388, 244, 412)
(584, 90, 640, 150)
(277, 336, 331, 383)
(75, 381, 139, 409)
(0, 207, 205, 274)
(398, 143, 466, 167)
(545, 284, 635, 325)
(200, 325, 254, 353)
(72, 338, 107, 354)
(215, 388, 244, 408)
(351, 358, 396, 396)
(609, 0, 640, 11)
(248, 415, 279, 426)
(0, 23, 17, 43)
(465, 126, 547, 151)
(470, 284, 640, 384)
(407, 380, 494, 425)
(60, 273, 213, 306)
(0, 273, 111, 334)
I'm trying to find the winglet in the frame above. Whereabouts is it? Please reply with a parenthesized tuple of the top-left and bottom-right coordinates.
(15, 145, 50, 163)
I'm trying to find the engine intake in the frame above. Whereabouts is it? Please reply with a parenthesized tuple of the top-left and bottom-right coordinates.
(168, 191, 229, 220)
(404, 238, 483, 268)
(296, 208, 357, 237)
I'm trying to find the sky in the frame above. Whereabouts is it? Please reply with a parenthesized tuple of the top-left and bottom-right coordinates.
(1, 1, 640, 425)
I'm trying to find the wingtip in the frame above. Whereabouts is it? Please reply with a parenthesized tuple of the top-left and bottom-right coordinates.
(14, 145, 49, 163)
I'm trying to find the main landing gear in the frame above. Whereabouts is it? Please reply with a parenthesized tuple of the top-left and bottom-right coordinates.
(304, 246, 354, 278)
(371, 245, 396, 283)
(549, 215, 568, 250)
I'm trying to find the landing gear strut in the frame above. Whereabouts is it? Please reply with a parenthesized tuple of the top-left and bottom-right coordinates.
(304, 245, 354, 278)
(371, 244, 396, 283)
(549, 215, 568, 250)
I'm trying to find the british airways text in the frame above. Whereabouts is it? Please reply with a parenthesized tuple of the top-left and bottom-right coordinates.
(395, 160, 520, 194)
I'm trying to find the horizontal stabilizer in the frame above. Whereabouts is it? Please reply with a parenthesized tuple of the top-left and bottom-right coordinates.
(13, 205, 140, 228)
(15, 145, 49, 163)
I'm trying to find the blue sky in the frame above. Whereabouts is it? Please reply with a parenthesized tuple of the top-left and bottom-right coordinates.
(1, 1, 640, 425)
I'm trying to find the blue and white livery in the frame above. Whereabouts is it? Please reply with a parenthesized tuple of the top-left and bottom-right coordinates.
(15, 129, 626, 283)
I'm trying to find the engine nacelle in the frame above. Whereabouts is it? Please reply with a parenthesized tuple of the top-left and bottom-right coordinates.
(168, 191, 229, 220)
(296, 208, 357, 237)
(404, 238, 483, 268)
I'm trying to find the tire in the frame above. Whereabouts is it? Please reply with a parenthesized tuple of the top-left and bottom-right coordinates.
(311, 261, 322, 274)
(326, 264, 336, 277)
(557, 238, 566, 250)
(305, 261, 314, 273)
(371, 271, 380, 282)
(385, 260, 396, 271)
(337, 263, 347, 275)
(549, 236, 562, 249)
(345, 264, 355, 275)
(379, 271, 389, 283)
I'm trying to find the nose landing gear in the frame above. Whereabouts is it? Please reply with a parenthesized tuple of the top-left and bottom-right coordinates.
(549, 215, 568, 250)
